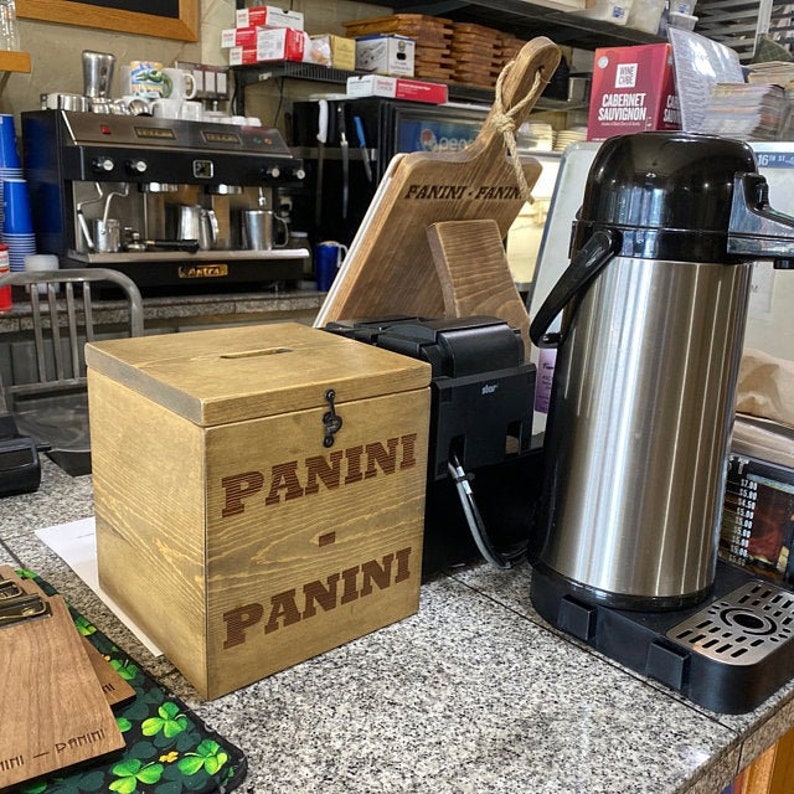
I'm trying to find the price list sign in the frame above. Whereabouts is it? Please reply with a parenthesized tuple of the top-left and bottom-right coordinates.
(721, 455, 794, 586)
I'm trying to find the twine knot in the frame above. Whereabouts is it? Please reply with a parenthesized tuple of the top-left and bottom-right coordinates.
(491, 61, 545, 203)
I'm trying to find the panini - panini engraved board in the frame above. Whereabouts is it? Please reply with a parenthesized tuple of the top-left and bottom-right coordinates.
(315, 37, 561, 326)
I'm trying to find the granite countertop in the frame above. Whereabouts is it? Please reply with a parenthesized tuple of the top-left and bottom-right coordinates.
(2, 459, 793, 794)
(0, 288, 326, 334)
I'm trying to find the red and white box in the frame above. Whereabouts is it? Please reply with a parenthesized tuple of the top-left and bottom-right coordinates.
(346, 75, 448, 104)
(235, 5, 303, 30)
(221, 26, 259, 48)
(587, 43, 680, 141)
(228, 28, 309, 65)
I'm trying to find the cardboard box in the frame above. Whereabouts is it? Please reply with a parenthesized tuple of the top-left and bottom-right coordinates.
(587, 43, 680, 141)
(86, 323, 431, 700)
(309, 34, 356, 71)
(236, 5, 303, 30)
(228, 46, 259, 66)
(355, 34, 415, 77)
(346, 74, 448, 104)
(221, 26, 258, 48)
(228, 27, 309, 65)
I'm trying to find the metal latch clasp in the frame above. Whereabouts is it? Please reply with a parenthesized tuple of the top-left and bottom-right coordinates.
(322, 388, 343, 448)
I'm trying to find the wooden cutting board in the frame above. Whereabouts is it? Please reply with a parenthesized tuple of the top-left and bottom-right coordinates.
(315, 36, 561, 327)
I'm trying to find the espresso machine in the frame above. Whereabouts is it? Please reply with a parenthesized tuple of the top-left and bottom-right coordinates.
(21, 110, 308, 292)
(528, 132, 794, 714)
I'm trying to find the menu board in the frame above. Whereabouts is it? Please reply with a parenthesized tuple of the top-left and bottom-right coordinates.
(721, 455, 794, 586)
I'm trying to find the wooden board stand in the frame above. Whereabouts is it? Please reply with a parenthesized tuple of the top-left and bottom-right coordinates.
(427, 218, 532, 358)
(315, 36, 561, 328)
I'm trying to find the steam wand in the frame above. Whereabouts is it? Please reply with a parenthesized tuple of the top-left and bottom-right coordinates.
(76, 183, 104, 251)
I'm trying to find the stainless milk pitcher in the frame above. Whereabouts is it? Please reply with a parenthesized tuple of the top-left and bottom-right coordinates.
(178, 205, 217, 250)
(529, 132, 794, 610)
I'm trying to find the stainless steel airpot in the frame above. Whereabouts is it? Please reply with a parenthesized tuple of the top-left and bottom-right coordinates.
(529, 131, 794, 611)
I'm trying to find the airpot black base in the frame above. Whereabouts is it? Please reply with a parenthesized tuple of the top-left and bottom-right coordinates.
(530, 560, 794, 714)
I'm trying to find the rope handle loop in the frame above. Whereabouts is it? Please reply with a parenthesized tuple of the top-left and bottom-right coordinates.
(490, 61, 546, 204)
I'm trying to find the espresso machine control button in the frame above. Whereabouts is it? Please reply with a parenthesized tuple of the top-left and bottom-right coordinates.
(263, 165, 281, 180)
(126, 159, 148, 175)
(293, 167, 306, 181)
(92, 156, 115, 174)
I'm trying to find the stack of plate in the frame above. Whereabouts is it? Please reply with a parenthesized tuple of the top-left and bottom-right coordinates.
(554, 127, 588, 152)
(516, 121, 555, 152)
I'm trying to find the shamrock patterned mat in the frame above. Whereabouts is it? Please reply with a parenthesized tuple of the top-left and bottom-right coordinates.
(8, 570, 248, 794)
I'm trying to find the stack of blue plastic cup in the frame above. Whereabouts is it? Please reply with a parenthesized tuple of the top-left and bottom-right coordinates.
(0, 114, 22, 231)
(0, 115, 35, 271)
(3, 177, 35, 272)
(0, 162, 23, 232)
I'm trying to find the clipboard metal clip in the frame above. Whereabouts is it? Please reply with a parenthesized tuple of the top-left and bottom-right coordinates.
(0, 591, 50, 626)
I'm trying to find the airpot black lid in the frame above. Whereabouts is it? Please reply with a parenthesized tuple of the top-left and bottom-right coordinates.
(579, 132, 757, 232)
(572, 132, 759, 263)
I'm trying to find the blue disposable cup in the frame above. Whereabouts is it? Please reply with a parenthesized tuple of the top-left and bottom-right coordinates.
(3, 178, 33, 234)
(0, 167, 23, 227)
(314, 241, 348, 291)
(0, 115, 21, 168)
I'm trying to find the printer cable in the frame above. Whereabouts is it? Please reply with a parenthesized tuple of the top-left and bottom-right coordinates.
(447, 451, 525, 570)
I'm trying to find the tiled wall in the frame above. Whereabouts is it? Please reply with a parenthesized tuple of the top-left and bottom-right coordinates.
(4, 0, 390, 133)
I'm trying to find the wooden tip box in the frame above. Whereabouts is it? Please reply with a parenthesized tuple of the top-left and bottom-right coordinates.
(86, 323, 431, 699)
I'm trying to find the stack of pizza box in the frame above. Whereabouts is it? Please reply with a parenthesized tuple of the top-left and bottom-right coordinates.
(449, 22, 504, 88)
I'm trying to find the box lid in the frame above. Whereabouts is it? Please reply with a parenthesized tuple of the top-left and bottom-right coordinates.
(356, 34, 415, 43)
(86, 323, 431, 426)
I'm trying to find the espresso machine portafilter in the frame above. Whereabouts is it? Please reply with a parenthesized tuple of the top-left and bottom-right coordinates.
(526, 132, 794, 714)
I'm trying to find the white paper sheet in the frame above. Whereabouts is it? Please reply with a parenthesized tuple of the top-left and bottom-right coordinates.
(36, 517, 163, 656)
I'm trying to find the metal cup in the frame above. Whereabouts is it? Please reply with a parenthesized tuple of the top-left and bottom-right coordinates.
(82, 50, 116, 99)
(94, 218, 121, 253)
(242, 209, 273, 250)
(40, 92, 90, 112)
(178, 205, 201, 240)
(242, 209, 289, 250)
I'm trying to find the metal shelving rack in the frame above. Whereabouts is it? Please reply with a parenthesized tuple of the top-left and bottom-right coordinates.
(231, 60, 588, 115)
(346, 0, 665, 49)
(696, 0, 791, 62)
(230, 0, 663, 116)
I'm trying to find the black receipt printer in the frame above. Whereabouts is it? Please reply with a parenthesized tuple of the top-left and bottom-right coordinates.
(0, 413, 42, 497)
(324, 315, 540, 575)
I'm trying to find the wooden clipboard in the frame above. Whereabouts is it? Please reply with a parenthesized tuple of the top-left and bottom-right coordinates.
(315, 36, 561, 327)
(0, 566, 126, 789)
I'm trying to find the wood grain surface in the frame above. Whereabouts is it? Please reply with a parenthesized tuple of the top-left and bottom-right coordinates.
(88, 323, 432, 699)
(315, 36, 561, 327)
(427, 219, 531, 358)
(0, 568, 124, 788)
